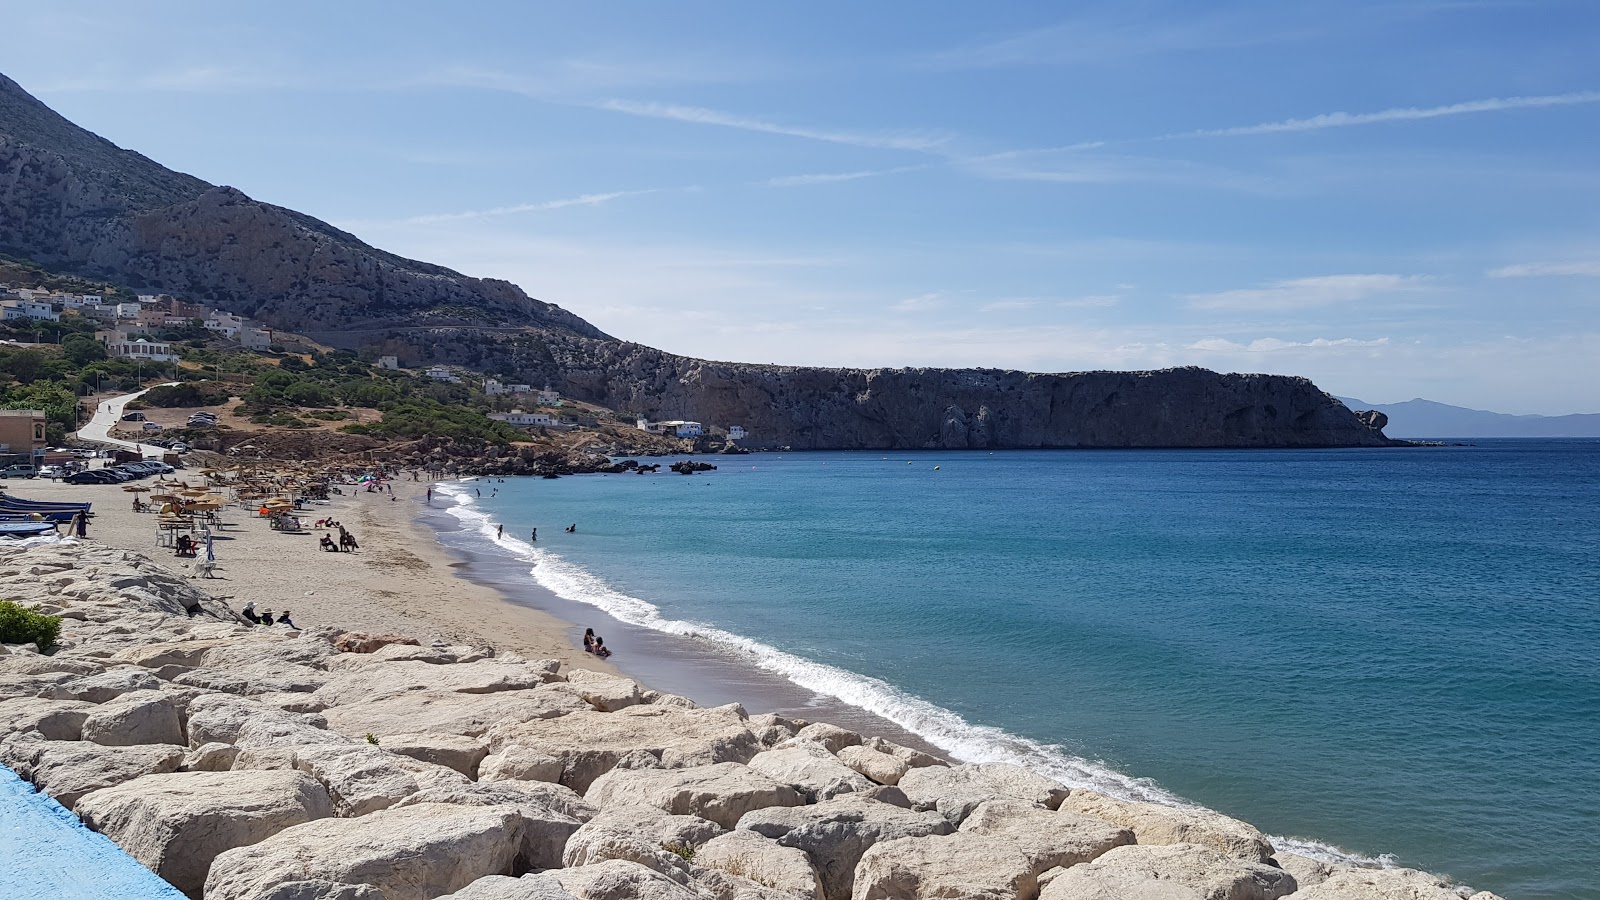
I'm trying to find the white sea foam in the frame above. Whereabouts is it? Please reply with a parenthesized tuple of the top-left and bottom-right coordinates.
(433, 479, 1393, 870)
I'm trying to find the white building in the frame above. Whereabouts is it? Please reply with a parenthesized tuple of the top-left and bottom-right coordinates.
(426, 365, 461, 383)
(636, 417, 660, 434)
(113, 302, 141, 319)
(204, 312, 244, 338)
(728, 425, 747, 440)
(105, 337, 180, 363)
(489, 409, 554, 427)
(239, 326, 272, 351)
(484, 378, 533, 396)
(0, 300, 58, 321)
(537, 385, 561, 405)
(659, 420, 704, 438)
(377, 356, 400, 370)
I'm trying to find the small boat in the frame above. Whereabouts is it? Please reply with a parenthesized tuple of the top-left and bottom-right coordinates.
(0, 521, 58, 537)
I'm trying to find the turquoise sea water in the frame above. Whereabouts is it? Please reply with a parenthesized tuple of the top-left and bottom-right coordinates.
(439, 441, 1600, 899)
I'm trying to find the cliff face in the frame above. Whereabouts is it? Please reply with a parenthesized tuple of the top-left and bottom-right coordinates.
(0, 70, 1394, 449)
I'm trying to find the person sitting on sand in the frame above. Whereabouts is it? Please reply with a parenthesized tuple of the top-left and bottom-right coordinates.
(583, 628, 595, 652)
(592, 636, 611, 659)
(241, 602, 261, 625)
(260, 609, 276, 626)
(175, 534, 195, 557)
(319, 534, 338, 552)
(278, 610, 297, 629)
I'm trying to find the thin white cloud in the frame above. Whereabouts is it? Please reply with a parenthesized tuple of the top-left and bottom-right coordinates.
(892, 292, 943, 313)
(1187, 274, 1430, 311)
(1173, 91, 1600, 139)
(596, 99, 950, 151)
(1487, 260, 1600, 278)
(1186, 337, 1392, 352)
(402, 190, 656, 225)
(761, 164, 930, 188)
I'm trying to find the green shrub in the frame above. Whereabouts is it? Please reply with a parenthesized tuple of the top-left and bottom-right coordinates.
(0, 600, 63, 652)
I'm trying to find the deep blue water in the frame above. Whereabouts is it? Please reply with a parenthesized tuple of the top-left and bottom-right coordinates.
(441, 441, 1600, 899)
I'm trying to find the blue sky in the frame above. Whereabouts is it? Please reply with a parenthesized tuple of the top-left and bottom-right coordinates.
(5, 1, 1599, 413)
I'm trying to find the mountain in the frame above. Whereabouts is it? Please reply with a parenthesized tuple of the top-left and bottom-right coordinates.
(0, 70, 1394, 450)
(1336, 397, 1600, 439)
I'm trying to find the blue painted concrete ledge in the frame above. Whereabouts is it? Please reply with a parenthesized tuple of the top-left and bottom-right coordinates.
(1, 765, 186, 900)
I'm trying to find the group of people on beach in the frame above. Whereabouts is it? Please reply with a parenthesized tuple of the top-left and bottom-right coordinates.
(582, 627, 612, 659)
(318, 525, 359, 552)
(241, 602, 296, 628)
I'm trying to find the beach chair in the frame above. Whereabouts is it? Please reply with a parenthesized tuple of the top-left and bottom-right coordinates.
(192, 559, 218, 579)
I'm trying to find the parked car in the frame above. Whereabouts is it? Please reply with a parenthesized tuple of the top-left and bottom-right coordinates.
(170, 442, 191, 454)
(120, 412, 146, 422)
(1, 465, 36, 478)
(37, 465, 64, 479)
(66, 470, 120, 484)
(141, 422, 163, 432)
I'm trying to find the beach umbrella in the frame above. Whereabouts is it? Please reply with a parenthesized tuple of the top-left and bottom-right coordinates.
(206, 535, 215, 562)
(122, 485, 151, 492)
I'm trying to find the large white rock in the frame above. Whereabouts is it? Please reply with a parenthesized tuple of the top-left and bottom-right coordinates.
(204, 802, 524, 900)
(380, 732, 489, 779)
(0, 696, 96, 740)
(58, 667, 164, 702)
(849, 799, 1132, 900)
(863, 737, 945, 770)
(487, 705, 762, 793)
(479, 745, 565, 784)
(550, 860, 702, 900)
(288, 743, 428, 816)
(312, 660, 556, 707)
(79, 689, 186, 747)
(695, 829, 825, 900)
(4, 738, 185, 809)
(785, 724, 861, 754)
(185, 692, 338, 749)
(391, 781, 595, 871)
(562, 806, 723, 883)
(558, 669, 644, 712)
(439, 874, 579, 900)
(1289, 867, 1500, 900)
(585, 762, 804, 829)
(746, 742, 874, 802)
(1037, 843, 1298, 900)
(75, 770, 334, 897)
(1272, 852, 1336, 890)
(835, 746, 908, 787)
(896, 763, 1069, 824)
(737, 793, 954, 900)
(321, 687, 590, 741)
(1060, 791, 1276, 861)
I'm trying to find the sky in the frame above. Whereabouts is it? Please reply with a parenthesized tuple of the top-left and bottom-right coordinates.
(4, 1, 1599, 414)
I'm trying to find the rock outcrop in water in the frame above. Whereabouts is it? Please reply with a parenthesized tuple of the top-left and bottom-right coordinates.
(0, 70, 1393, 450)
(2, 542, 1505, 900)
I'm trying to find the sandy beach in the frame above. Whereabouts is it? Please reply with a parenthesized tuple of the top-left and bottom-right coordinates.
(21, 473, 620, 678)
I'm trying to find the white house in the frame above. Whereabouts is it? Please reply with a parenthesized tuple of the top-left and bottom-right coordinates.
(239, 326, 272, 351)
(537, 385, 561, 405)
(0, 300, 58, 321)
(113, 303, 142, 320)
(204, 312, 244, 338)
(659, 420, 704, 438)
(489, 409, 554, 427)
(636, 417, 660, 434)
(728, 425, 747, 440)
(105, 337, 180, 363)
(377, 356, 400, 371)
(426, 365, 461, 383)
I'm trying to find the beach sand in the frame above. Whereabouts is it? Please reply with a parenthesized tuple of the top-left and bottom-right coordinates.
(22, 474, 620, 677)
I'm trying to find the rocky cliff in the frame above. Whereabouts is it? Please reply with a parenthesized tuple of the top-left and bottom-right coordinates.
(0, 70, 1394, 449)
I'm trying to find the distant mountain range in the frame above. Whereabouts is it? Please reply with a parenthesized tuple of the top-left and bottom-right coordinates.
(1336, 397, 1600, 438)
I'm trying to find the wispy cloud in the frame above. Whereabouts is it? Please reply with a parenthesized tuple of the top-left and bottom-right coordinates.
(1487, 260, 1600, 278)
(891, 292, 944, 313)
(1186, 274, 1430, 311)
(596, 99, 950, 151)
(402, 189, 658, 225)
(1186, 336, 1392, 352)
(761, 165, 929, 188)
(1172, 91, 1600, 139)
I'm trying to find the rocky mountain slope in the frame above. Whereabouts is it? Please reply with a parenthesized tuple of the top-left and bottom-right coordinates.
(0, 71, 1394, 449)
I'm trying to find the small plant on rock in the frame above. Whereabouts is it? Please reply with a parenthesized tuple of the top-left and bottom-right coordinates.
(662, 841, 695, 862)
(365, 733, 380, 745)
(0, 600, 63, 652)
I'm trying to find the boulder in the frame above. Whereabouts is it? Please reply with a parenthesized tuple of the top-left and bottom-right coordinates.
(321, 687, 589, 741)
(1288, 867, 1493, 900)
(332, 632, 421, 653)
(1037, 843, 1298, 900)
(381, 732, 489, 779)
(58, 667, 164, 702)
(80, 689, 186, 747)
(786, 723, 861, 754)
(480, 746, 566, 784)
(439, 874, 579, 900)
(486, 705, 761, 793)
(391, 781, 594, 871)
(559, 669, 644, 712)
(313, 660, 557, 707)
(111, 638, 235, 670)
(7, 738, 185, 808)
(585, 762, 804, 829)
(185, 692, 338, 749)
(835, 746, 908, 787)
(0, 654, 103, 677)
(289, 743, 428, 816)
(864, 737, 945, 770)
(896, 763, 1068, 824)
(1060, 791, 1275, 861)
(75, 770, 335, 897)
(563, 806, 724, 882)
(695, 830, 824, 900)
(0, 697, 95, 740)
(1271, 852, 1335, 890)
(852, 832, 1046, 900)
(746, 742, 874, 801)
(737, 793, 954, 900)
(551, 860, 702, 900)
(182, 742, 241, 772)
(0, 671, 78, 701)
(959, 799, 1133, 870)
(204, 802, 523, 900)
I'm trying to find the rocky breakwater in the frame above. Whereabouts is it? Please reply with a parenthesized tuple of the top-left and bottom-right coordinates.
(3, 541, 1501, 900)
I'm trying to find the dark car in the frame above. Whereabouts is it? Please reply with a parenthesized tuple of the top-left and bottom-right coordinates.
(65, 470, 118, 484)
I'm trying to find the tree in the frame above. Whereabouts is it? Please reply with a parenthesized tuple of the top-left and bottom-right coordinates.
(61, 334, 106, 366)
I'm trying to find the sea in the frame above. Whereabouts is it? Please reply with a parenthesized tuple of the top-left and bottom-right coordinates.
(429, 440, 1600, 900)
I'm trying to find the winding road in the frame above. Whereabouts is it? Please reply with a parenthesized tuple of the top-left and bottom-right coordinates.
(75, 384, 179, 459)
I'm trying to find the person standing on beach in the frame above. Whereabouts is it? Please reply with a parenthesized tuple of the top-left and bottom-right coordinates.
(426, 487, 432, 504)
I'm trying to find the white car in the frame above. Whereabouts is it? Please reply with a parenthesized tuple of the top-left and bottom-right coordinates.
(171, 442, 191, 453)
(142, 422, 164, 431)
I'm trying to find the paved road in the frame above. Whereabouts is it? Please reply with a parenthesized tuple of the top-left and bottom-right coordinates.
(75, 384, 178, 459)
